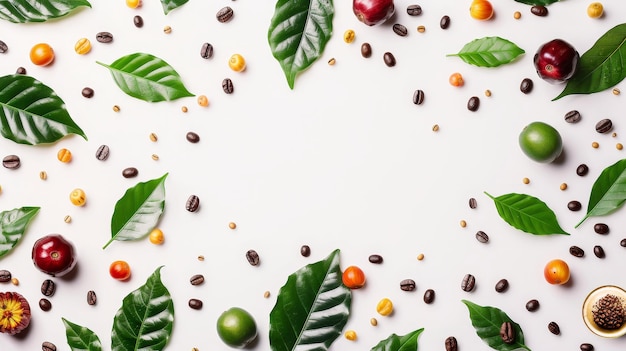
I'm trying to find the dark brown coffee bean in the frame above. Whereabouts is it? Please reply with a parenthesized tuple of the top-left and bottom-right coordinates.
(190, 274, 205, 286)
(16, 67, 26, 74)
(520, 78, 533, 94)
(188, 298, 203, 310)
(87, 290, 97, 305)
(300, 245, 311, 257)
(245, 249, 260, 266)
(0, 270, 11, 283)
(531, 5, 548, 16)
(467, 96, 480, 111)
(567, 200, 582, 211)
(576, 164, 589, 176)
(569, 245, 585, 257)
(469, 197, 477, 209)
(186, 132, 200, 143)
(2, 155, 20, 169)
(580, 343, 594, 351)
(500, 321, 515, 344)
(564, 110, 581, 123)
(495, 279, 509, 293)
(0, 40, 8, 53)
(81, 87, 94, 98)
(595, 118, 613, 133)
(412, 89, 424, 105)
(41, 279, 56, 296)
(360, 43, 372, 58)
(423, 289, 435, 304)
(216, 6, 234, 23)
(200, 42, 214, 59)
(222, 78, 234, 94)
(526, 299, 540, 311)
(444, 336, 457, 351)
(406, 5, 422, 16)
(475, 230, 489, 243)
(383, 52, 396, 67)
(95, 144, 110, 161)
(96, 31, 113, 43)
(39, 298, 52, 311)
(400, 279, 416, 291)
(621, 238, 626, 247)
(594, 223, 609, 234)
(548, 321, 560, 335)
(133, 15, 144, 28)
(461, 273, 475, 292)
(42, 341, 57, 351)
(186, 195, 200, 212)
(368, 254, 383, 264)
(122, 167, 138, 178)
(440, 15, 450, 29)
(593, 245, 605, 258)
(393, 24, 408, 37)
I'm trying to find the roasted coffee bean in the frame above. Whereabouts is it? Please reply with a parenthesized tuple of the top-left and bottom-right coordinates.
(368, 254, 383, 264)
(300, 245, 311, 257)
(567, 200, 582, 211)
(245, 249, 260, 266)
(222, 78, 234, 94)
(186, 195, 200, 212)
(133, 15, 144, 28)
(186, 132, 200, 143)
(594, 223, 609, 234)
(399, 279, 416, 291)
(580, 343, 594, 351)
(200, 42, 214, 59)
(548, 321, 560, 335)
(461, 273, 475, 292)
(190, 274, 205, 285)
(122, 167, 138, 178)
(440, 15, 450, 29)
(444, 336, 457, 351)
(412, 89, 425, 105)
(531, 5, 548, 16)
(95, 145, 110, 161)
(475, 230, 489, 243)
(39, 298, 52, 311)
(87, 290, 97, 305)
(2, 155, 20, 169)
(423, 289, 435, 304)
(0, 270, 11, 283)
(81, 87, 94, 98)
(593, 245, 605, 258)
(361, 43, 372, 58)
(469, 197, 477, 209)
(393, 24, 408, 37)
(621, 238, 626, 247)
(520, 78, 533, 94)
(383, 52, 396, 67)
(500, 321, 515, 344)
(96, 31, 113, 43)
(495, 279, 509, 293)
(216, 6, 234, 23)
(595, 118, 613, 133)
(16, 67, 26, 74)
(42, 341, 57, 351)
(569, 245, 585, 257)
(526, 299, 539, 312)
(41, 279, 56, 296)
(406, 4, 422, 16)
(0, 40, 8, 53)
(576, 164, 589, 176)
(467, 96, 480, 111)
(188, 298, 203, 310)
(564, 110, 581, 123)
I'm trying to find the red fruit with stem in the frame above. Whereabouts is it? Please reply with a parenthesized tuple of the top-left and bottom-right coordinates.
(32, 234, 77, 277)
(533, 39, 579, 84)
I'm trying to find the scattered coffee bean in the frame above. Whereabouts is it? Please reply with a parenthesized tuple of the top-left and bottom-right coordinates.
(42, 341, 57, 351)
(300, 245, 311, 257)
(368, 254, 383, 264)
(520, 78, 533, 94)
(475, 230, 489, 243)
(595, 119, 613, 133)
(580, 343, 594, 351)
(569, 245, 585, 257)
(216, 6, 234, 23)
(548, 321, 560, 335)
(188, 298, 203, 310)
(400, 279, 416, 291)
(495, 279, 509, 293)
(393, 23, 408, 37)
(526, 299, 540, 311)
(0, 40, 8, 53)
(190, 274, 205, 286)
(500, 321, 515, 344)
(122, 167, 139, 178)
(469, 197, 477, 209)
(133, 15, 144, 28)
(412, 89, 425, 105)
(576, 164, 589, 176)
(87, 290, 97, 305)
(531, 5, 548, 16)
(16, 67, 26, 74)
(593, 245, 605, 258)
(200, 42, 214, 59)
(440, 15, 450, 29)
(95, 145, 110, 161)
(564, 110, 581, 123)
(594, 223, 609, 234)
(461, 273, 476, 292)
(423, 289, 435, 304)
(444, 336, 457, 351)
(186, 195, 200, 212)
(0, 270, 11, 283)
(383, 52, 396, 67)
(245, 249, 260, 266)
(39, 298, 52, 311)
(186, 132, 200, 143)
(81, 87, 94, 98)
(467, 96, 480, 112)
(41, 279, 56, 296)
(567, 200, 582, 211)
(361, 43, 372, 58)
(621, 238, 626, 247)
(96, 31, 113, 43)
(406, 4, 422, 16)
(2, 155, 20, 169)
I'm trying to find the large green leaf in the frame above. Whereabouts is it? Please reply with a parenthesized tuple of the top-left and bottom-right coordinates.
(62, 318, 102, 351)
(576, 158, 626, 228)
(447, 37, 525, 68)
(484, 192, 568, 235)
(111, 267, 174, 351)
(97, 53, 194, 102)
(554, 23, 626, 100)
(462, 300, 530, 351)
(268, 0, 334, 89)
(370, 328, 424, 351)
(269, 249, 351, 351)
(103, 174, 168, 249)
(0, 207, 40, 259)
(159, 0, 189, 15)
(0, 75, 87, 145)
(0, 0, 90, 23)
(514, 0, 559, 5)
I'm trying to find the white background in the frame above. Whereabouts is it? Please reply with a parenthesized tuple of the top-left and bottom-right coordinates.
(1, 0, 626, 350)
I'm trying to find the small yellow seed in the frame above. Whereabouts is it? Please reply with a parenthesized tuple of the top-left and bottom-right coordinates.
(149, 228, 164, 245)
(344, 330, 357, 341)
(343, 29, 356, 44)
(149, 133, 158, 142)
(197, 255, 205, 261)
(328, 58, 336, 65)
(370, 318, 378, 326)
(560, 183, 568, 191)
(417, 25, 426, 33)
(484, 89, 492, 97)
(522, 177, 530, 184)
(126, 0, 141, 8)
(613, 132, 618, 137)
(376, 298, 393, 316)
(191, 348, 199, 351)
(39, 171, 47, 180)
(64, 215, 72, 223)
(432, 124, 440, 132)
(151, 154, 159, 161)
(0, 185, 3, 194)
(11, 277, 18, 285)
(163, 25, 172, 34)
(592, 141, 600, 149)
(113, 105, 121, 112)
(417, 253, 425, 261)
(229, 222, 237, 229)
(181, 106, 188, 113)
(74, 38, 92, 55)
(57, 148, 72, 163)
(460, 219, 467, 228)
(264, 291, 271, 298)
(613, 88, 621, 95)
(70, 188, 87, 206)
(617, 143, 623, 150)
(197, 95, 209, 107)
(513, 11, 521, 19)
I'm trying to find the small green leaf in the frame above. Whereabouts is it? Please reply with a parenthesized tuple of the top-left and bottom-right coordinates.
(462, 300, 531, 351)
(576, 158, 626, 228)
(0, 0, 91, 23)
(447, 37, 525, 67)
(370, 328, 424, 351)
(484, 192, 569, 235)
(0, 75, 87, 145)
(159, 0, 189, 15)
(554, 23, 626, 100)
(269, 249, 351, 351)
(62, 318, 102, 351)
(268, 0, 334, 89)
(111, 267, 174, 351)
(0, 207, 40, 259)
(97, 53, 194, 102)
(514, 0, 559, 5)
(104, 174, 168, 249)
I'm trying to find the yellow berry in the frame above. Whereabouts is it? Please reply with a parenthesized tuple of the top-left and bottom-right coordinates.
(70, 188, 86, 206)
(126, 0, 141, 8)
(149, 228, 164, 245)
(343, 29, 355, 44)
(228, 54, 246, 72)
(587, 2, 603, 18)
(344, 330, 357, 341)
(197, 95, 209, 107)
(74, 38, 91, 55)
(376, 298, 393, 316)
(57, 148, 72, 163)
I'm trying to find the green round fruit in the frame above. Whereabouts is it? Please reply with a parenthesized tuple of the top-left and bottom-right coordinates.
(519, 121, 563, 163)
(216, 307, 257, 348)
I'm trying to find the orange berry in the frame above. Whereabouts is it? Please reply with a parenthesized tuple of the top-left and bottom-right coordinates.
(544, 259, 570, 285)
(449, 72, 464, 87)
(30, 43, 55, 66)
(470, 0, 494, 20)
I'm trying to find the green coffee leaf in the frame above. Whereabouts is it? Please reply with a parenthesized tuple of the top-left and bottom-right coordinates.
(462, 300, 530, 351)
(0, 0, 91, 23)
(268, 0, 334, 89)
(554, 23, 626, 100)
(370, 328, 424, 351)
(447, 37, 525, 67)
(111, 267, 174, 351)
(0, 207, 40, 259)
(576, 158, 626, 228)
(104, 174, 168, 249)
(159, 0, 189, 15)
(0, 75, 87, 145)
(269, 249, 351, 351)
(97, 53, 194, 102)
(484, 192, 569, 235)
(514, 0, 559, 5)
(62, 318, 102, 351)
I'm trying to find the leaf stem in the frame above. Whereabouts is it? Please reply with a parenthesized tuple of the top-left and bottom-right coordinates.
(102, 237, 115, 250)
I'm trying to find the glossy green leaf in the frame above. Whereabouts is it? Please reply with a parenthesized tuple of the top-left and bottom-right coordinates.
(554, 23, 626, 100)
(0, 207, 40, 259)
(370, 328, 424, 351)
(514, 0, 559, 5)
(462, 300, 531, 351)
(484, 192, 568, 235)
(104, 174, 168, 249)
(576, 158, 626, 228)
(269, 249, 351, 351)
(268, 0, 334, 89)
(159, 0, 189, 15)
(0, 74, 87, 145)
(97, 53, 194, 102)
(111, 267, 174, 351)
(0, 0, 90, 23)
(62, 318, 102, 351)
(447, 37, 525, 67)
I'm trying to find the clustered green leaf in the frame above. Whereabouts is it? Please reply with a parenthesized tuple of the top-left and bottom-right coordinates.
(0, 0, 91, 23)
(0, 207, 40, 259)
(462, 300, 531, 351)
(577, 158, 626, 227)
